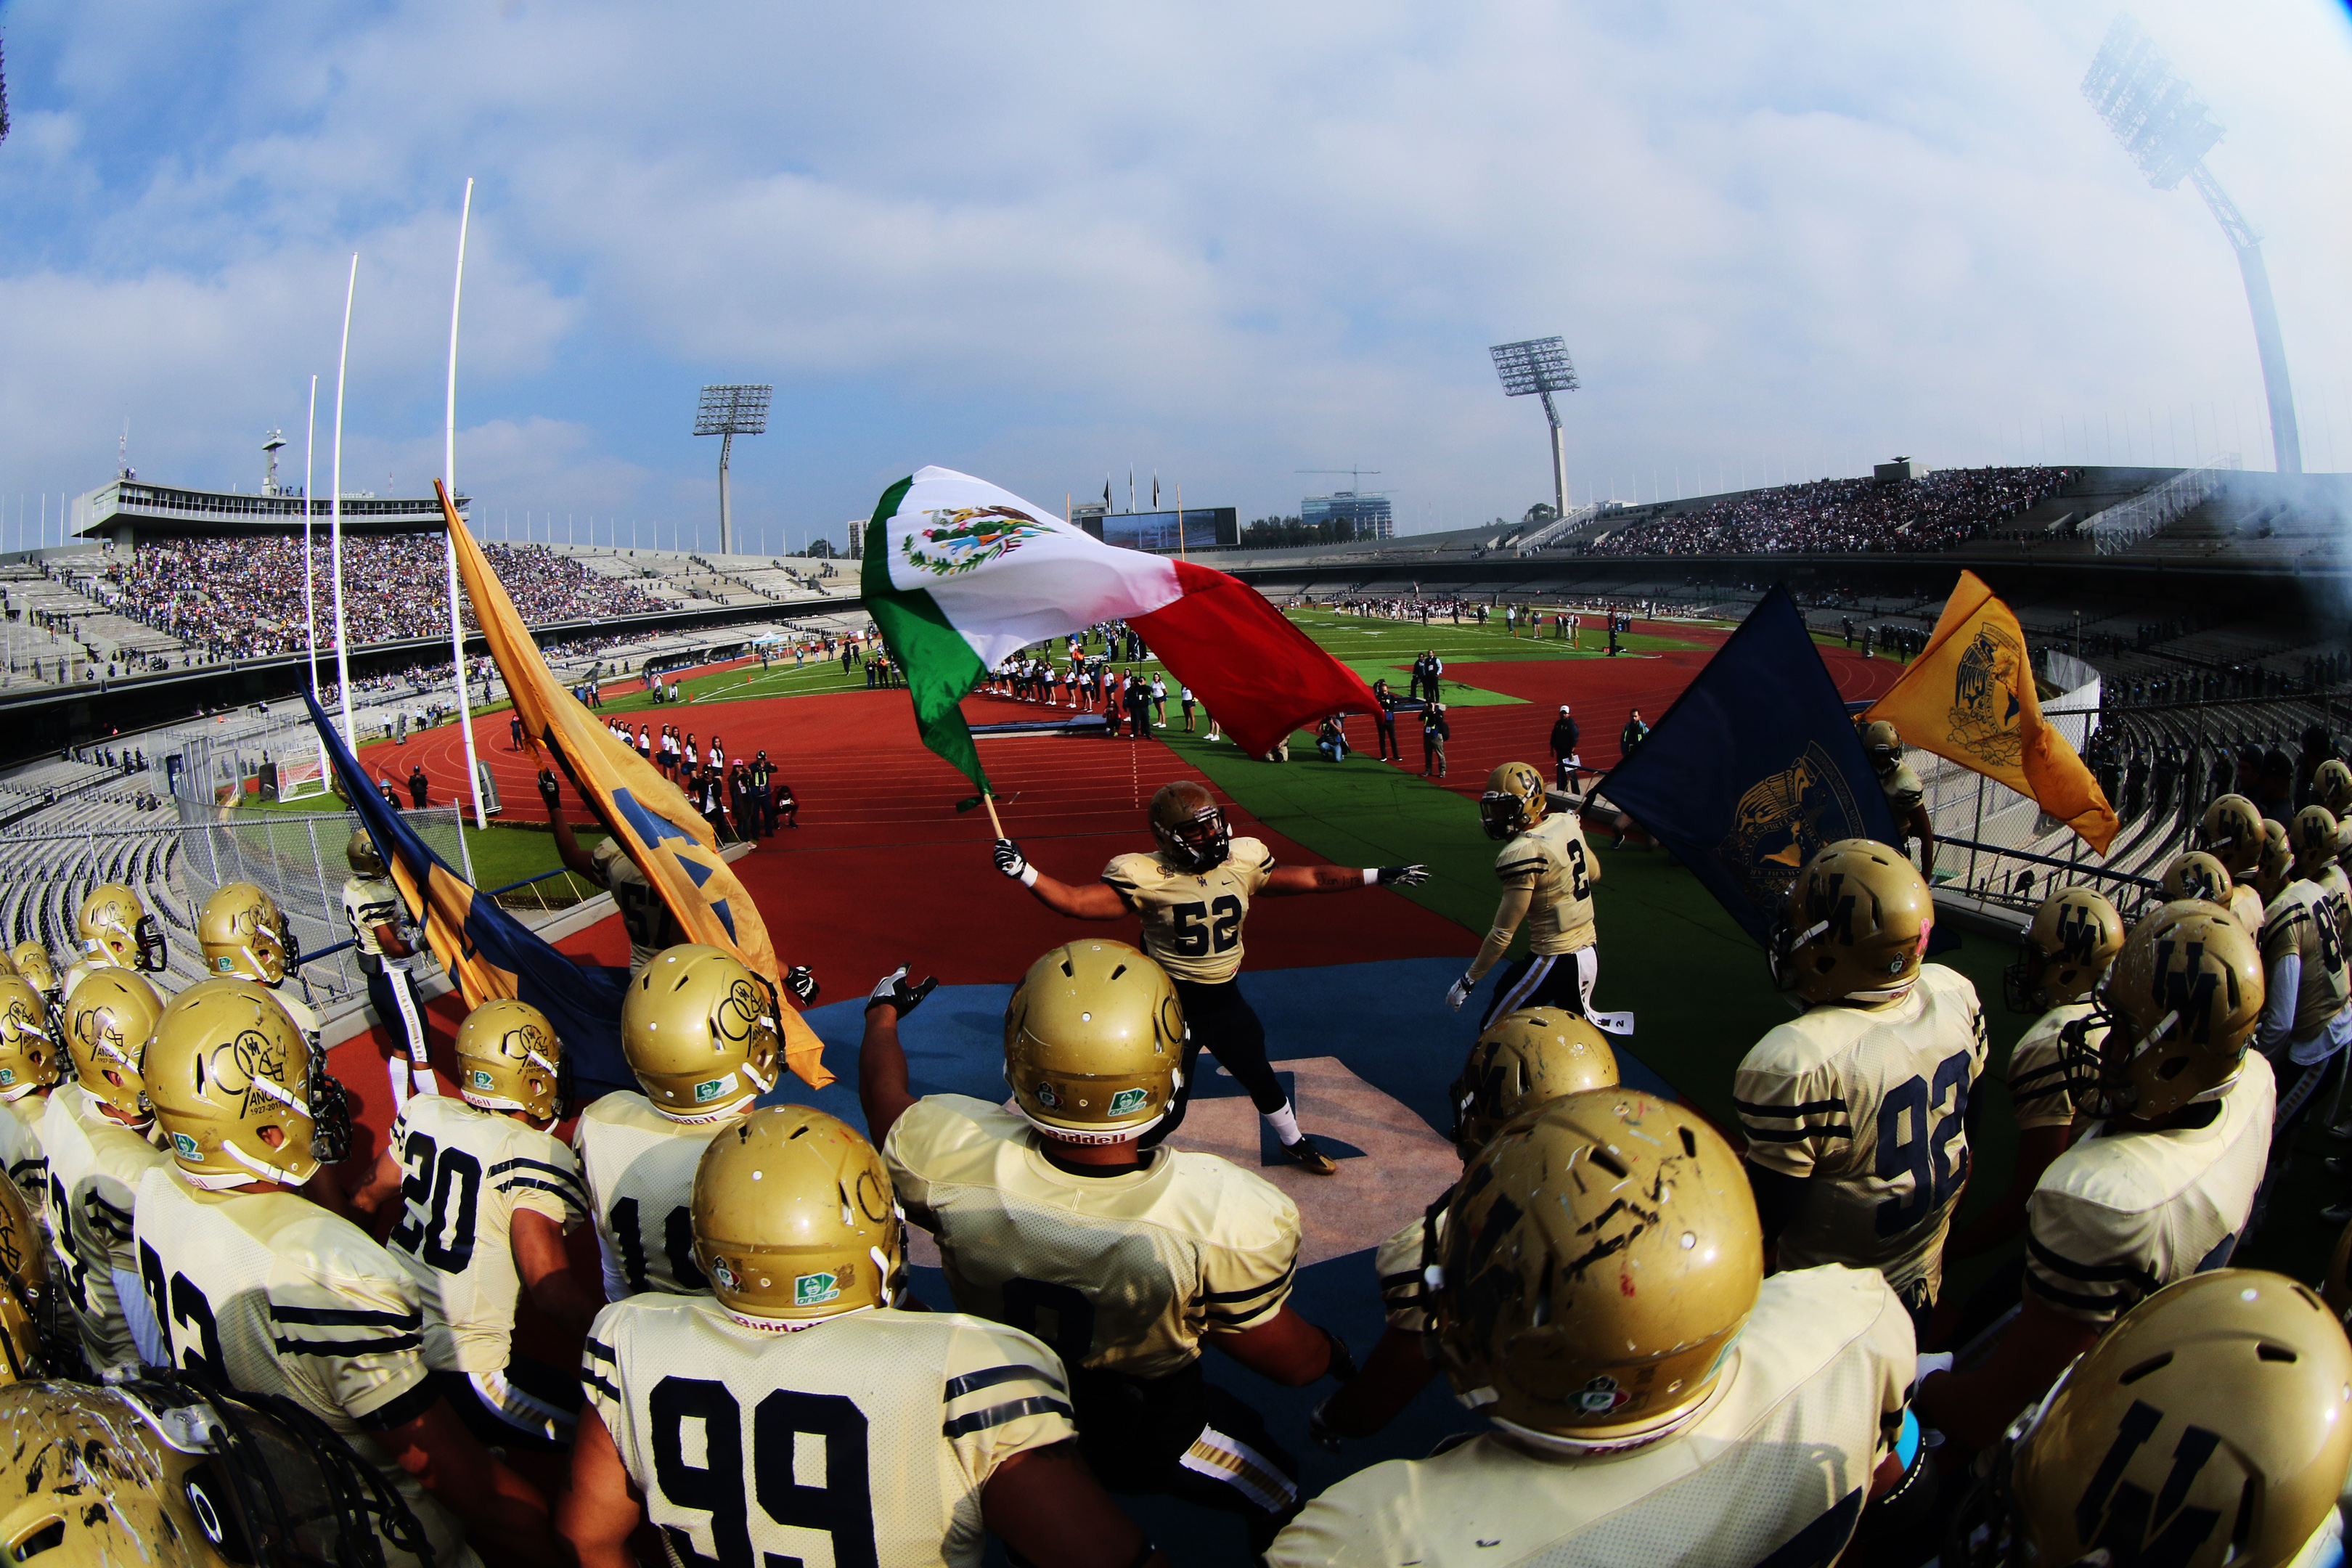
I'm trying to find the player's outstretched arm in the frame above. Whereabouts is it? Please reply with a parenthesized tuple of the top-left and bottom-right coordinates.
(994, 840, 1129, 917)
(857, 965, 941, 1146)
(983, 1443, 1172, 1568)
(537, 770, 600, 882)
(513, 1208, 600, 1342)
(557, 1404, 644, 1568)
(1206, 1304, 1344, 1387)
(378, 1397, 561, 1568)
(343, 1144, 406, 1231)
(1447, 884, 1533, 1008)
(1262, 863, 1429, 897)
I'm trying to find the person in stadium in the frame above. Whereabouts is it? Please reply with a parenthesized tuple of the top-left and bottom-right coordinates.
(1267, 1091, 1924, 1567)
(1944, 887, 2123, 1273)
(992, 780, 1427, 1169)
(575, 944, 777, 1299)
(44, 968, 171, 1371)
(1945, 1268, 2352, 1568)
(345, 830, 436, 1104)
(1311, 1006, 1620, 1446)
(540, 772, 678, 973)
(1548, 703, 1580, 792)
(62, 882, 168, 999)
(407, 762, 430, 809)
(747, 748, 775, 834)
(1916, 902, 2273, 1453)
(349, 998, 595, 1471)
(1420, 699, 1450, 777)
(9, 944, 61, 1013)
(0, 977, 61, 1227)
(861, 947, 1342, 1555)
(560, 1103, 1171, 1568)
(1445, 762, 1604, 1026)
(1618, 706, 1649, 757)
(1861, 719, 1937, 872)
(2247, 805, 2348, 1227)
(2197, 792, 2271, 937)
(134, 979, 558, 1567)
(197, 881, 321, 1046)
(1738, 838, 1987, 1332)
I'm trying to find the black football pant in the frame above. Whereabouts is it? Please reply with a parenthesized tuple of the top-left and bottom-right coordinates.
(1067, 1362, 1302, 1555)
(1142, 977, 1286, 1148)
(1476, 947, 1596, 1030)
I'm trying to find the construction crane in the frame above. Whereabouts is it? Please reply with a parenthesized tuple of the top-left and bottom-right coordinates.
(1295, 468, 1382, 491)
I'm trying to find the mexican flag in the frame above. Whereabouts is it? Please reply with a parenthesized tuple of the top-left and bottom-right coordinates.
(861, 466, 1380, 791)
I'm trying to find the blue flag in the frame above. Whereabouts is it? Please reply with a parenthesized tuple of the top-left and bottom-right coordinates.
(1596, 587, 1900, 944)
(303, 693, 635, 1096)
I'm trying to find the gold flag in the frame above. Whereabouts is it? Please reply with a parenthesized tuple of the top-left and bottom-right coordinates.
(1863, 569, 2118, 854)
(436, 482, 830, 1089)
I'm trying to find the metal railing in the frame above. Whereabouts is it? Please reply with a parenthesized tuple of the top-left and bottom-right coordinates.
(2088, 454, 2240, 556)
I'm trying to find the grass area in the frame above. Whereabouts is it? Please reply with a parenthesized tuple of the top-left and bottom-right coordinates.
(229, 794, 610, 905)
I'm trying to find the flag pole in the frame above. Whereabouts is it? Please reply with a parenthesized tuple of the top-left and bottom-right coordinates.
(443, 176, 488, 865)
(303, 373, 332, 793)
(330, 253, 359, 757)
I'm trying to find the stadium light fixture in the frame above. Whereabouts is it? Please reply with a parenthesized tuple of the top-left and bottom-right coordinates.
(2083, 16, 2299, 473)
(694, 384, 772, 554)
(1490, 337, 1578, 520)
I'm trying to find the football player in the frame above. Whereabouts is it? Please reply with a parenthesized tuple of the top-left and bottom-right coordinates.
(560, 1104, 1170, 1568)
(0, 976, 61, 1226)
(1945, 887, 2124, 1265)
(9, 942, 62, 1008)
(2197, 793, 2271, 936)
(132, 978, 558, 1567)
(1945, 1270, 2350, 1568)
(0, 1373, 443, 1567)
(993, 779, 1426, 1170)
(2320, 755, 2352, 818)
(2253, 807, 2349, 1223)
(62, 882, 169, 997)
(43, 968, 171, 1371)
(863, 944, 1347, 1554)
(349, 999, 596, 1456)
(1312, 1006, 1620, 1445)
(1739, 838, 1987, 1331)
(575, 943, 777, 1299)
(541, 769, 680, 973)
(1267, 1091, 1923, 1568)
(0, 1175, 46, 1380)
(1445, 761, 1606, 1026)
(2252, 817, 2295, 907)
(197, 882, 321, 1048)
(1861, 719, 1937, 870)
(1916, 902, 2273, 1453)
(2160, 846, 2235, 910)
(343, 829, 436, 1105)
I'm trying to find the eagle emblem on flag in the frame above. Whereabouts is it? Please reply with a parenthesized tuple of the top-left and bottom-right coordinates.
(1948, 622, 2026, 769)
(901, 505, 1055, 577)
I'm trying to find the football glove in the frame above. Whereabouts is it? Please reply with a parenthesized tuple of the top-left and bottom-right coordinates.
(1308, 1394, 1346, 1455)
(535, 769, 561, 813)
(992, 838, 1037, 886)
(866, 964, 940, 1018)
(783, 965, 820, 1005)
(1376, 864, 1429, 887)
(1443, 972, 1474, 1012)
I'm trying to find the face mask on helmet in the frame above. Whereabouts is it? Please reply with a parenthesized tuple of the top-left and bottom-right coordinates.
(199, 884, 301, 986)
(1150, 788, 1231, 873)
(2004, 889, 2123, 1016)
(1478, 762, 1547, 841)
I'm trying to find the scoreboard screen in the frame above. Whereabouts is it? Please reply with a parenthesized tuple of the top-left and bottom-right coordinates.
(1087, 507, 1238, 552)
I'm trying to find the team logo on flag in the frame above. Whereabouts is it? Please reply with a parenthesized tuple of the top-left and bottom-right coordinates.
(900, 506, 1055, 578)
(1718, 743, 1871, 910)
(1948, 621, 2027, 769)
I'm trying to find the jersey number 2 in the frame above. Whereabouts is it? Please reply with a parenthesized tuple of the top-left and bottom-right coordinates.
(1874, 1052, 1973, 1236)
(1170, 895, 1242, 957)
(648, 1377, 877, 1568)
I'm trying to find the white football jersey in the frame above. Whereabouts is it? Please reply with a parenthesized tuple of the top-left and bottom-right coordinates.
(584, 1294, 1077, 1568)
(1268, 1265, 1915, 1568)
(2006, 1002, 2099, 1132)
(883, 1095, 1299, 1380)
(384, 1094, 587, 1373)
(1101, 838, 1277, 985)
(2024, 1050, 2274, 1325)
(132, 1167, 468, 1568)
(575, 1090, 730, 1299)
(38, 1085, 168, 1369)
(2229, 883, 2267, 944)
(1493, 812, 1599, 956)
(2261, 880, 2349, 1042)
(0, 1093, 46, 1227)
(1734, 964, 1988, 1303)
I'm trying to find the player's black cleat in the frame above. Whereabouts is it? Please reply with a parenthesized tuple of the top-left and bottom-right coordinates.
(1281, 1134, 1339, 1176)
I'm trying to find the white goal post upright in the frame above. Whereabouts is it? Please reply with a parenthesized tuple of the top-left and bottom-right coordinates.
(444, 176, 487, 866)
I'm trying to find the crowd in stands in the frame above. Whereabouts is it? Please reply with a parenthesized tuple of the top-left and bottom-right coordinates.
(91, 536, 667, 660)
(1585, 465, 2072, 557)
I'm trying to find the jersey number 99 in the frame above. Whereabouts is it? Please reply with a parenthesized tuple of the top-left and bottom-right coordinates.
(648, 1376, 877, 1568)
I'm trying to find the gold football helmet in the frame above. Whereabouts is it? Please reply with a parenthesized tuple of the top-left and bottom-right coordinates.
(691, 1106, 906, 1327)
(1860, 719, 1902, 772)
(1975, 1270, 2352, 1568)
(76, 883, 166, 972)
(1148, 780, 1231, 873)
(62, 968, 165, 1120)
(346, 829, 387, 877)
(1449, 1007, 1620, 1154)
(9, 943, 59, 1000)
(2004, 887, 2123, 1014)
(197, 882, 299, 985)
(1433, 1090, 1762, 1455)
(1005, 940, 1185, 1144)
(2289, 805, 2339, 877)
(2324, 1217, 2352, 1328)
(2251, 818, 2292, 905)
(456, 998, 563, 1120)
(1479, 761, 1548, 840)
(622, 945, 779, 1122)
(147, 979, 348, 1188)
(1768, 838, 1933, 1005)
(0, 978, 61, 1102)
(2072, 902, 2264, 1122)
(2316, 757, 2352, 818)
(2160, 849, 2234, 910)
(2197, 793, 2266, 876)
(0, 1179, 45, 1383)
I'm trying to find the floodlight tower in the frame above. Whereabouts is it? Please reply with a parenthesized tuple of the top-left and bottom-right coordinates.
(2083, 16, 2299, 473)
(693, 383, 772, 554)
(1490, 337, 1578, 519)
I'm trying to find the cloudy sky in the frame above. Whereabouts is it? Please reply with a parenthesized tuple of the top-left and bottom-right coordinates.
(1, 0, 2346, 551)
